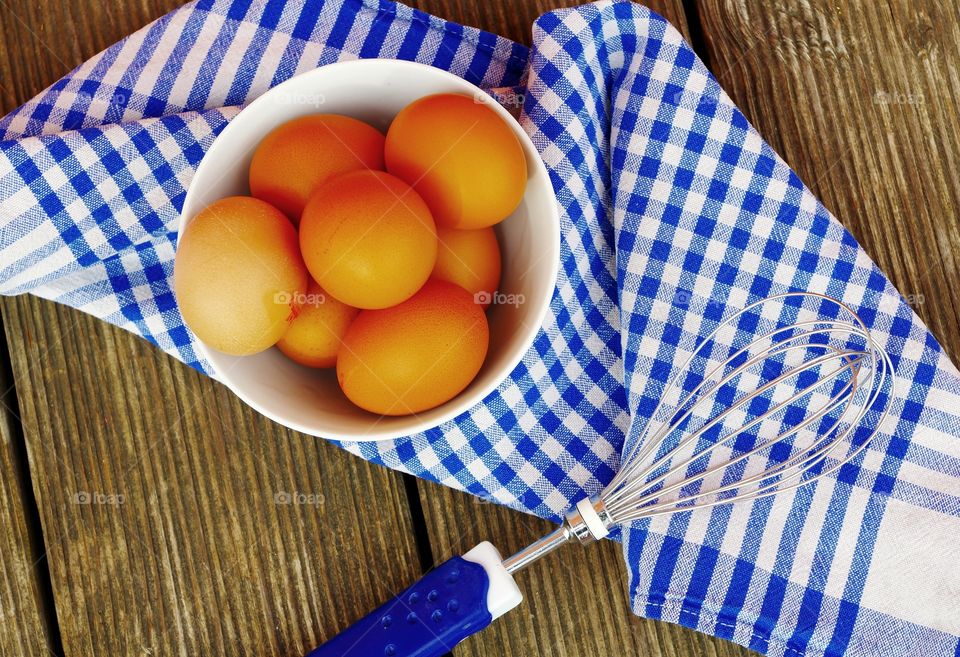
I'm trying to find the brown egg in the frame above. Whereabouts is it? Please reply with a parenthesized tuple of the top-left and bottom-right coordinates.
(385, 93, 526, 229)
(299, 170, 437, 310)
(337, 280, 489, 415)
(249, 114, 385, 224)
(277, 282, 359, 368)
(174, 196, 307, 356)
(432, 226, 501, 308)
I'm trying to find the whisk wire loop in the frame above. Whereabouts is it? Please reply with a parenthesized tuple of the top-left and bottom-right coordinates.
(601, 292, 891, 526)
(503, 292, 892, 575)
(604, 343, 866, 512)
(610, 355, 865, 519)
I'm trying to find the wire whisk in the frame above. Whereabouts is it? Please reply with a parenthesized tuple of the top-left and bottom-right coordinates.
(504, 291, 892, 572)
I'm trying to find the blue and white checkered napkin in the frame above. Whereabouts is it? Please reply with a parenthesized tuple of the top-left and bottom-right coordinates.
(2, 0, 959, 654)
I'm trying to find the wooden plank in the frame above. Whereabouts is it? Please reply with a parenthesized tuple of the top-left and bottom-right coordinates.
(1, 293, 424, 656)
(0, 336, 53, 657)
(0, 1, 424, 655)
(694, 0, 960, 360)
(406, 2, 753, 656)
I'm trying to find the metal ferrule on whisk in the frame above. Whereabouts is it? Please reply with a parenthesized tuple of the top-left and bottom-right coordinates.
(502, 496, 612, 574)
(566, 496, 613, 543)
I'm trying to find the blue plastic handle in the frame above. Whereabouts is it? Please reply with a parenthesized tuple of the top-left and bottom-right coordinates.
(304, 556, 492, 657)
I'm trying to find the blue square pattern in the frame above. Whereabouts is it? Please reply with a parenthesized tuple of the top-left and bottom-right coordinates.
(0, 2, 959, 657)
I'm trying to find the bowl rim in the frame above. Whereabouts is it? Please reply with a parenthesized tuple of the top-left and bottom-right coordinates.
(179, 58, 561, 441)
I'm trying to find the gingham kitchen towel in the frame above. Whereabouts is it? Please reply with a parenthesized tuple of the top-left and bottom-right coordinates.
(1, 1, 958, 655)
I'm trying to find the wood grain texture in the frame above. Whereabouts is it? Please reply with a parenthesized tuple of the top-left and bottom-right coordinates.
(0, 333, 53, 656)
(1, 294, 423, 656)
(695, 0, 960, 360)
(405, 2, 752, 656)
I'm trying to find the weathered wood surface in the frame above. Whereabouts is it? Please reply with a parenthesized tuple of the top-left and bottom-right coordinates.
(1, 0, 958, 656)
(0, 332, 53, 657)
(1, 293, 423, 657)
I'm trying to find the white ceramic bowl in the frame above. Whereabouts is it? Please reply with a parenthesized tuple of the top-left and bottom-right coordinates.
(180, 59, 560, 441)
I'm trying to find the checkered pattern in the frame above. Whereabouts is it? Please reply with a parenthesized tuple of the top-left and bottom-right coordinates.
(1, 1, 958, 655)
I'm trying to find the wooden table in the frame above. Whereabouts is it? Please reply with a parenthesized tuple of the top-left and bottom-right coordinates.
(1, 1, 957, 655)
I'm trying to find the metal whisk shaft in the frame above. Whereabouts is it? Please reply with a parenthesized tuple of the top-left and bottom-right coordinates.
(504, 292, 891, 575)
